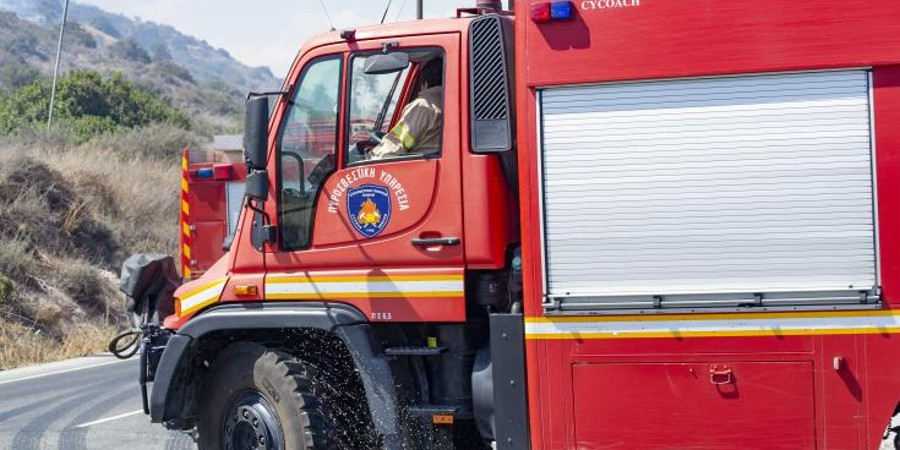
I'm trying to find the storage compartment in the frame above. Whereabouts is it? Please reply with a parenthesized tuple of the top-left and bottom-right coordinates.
(571, 361, 816, 449)
(538, 70, 878, 311)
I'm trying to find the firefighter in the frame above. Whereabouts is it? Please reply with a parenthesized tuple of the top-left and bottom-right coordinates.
(370, 58, 444, 160)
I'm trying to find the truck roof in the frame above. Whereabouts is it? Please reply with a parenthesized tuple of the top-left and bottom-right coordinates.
(296, 15, 478, 56)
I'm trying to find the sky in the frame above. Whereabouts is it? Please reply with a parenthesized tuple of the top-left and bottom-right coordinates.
(75, 0, 465, 77)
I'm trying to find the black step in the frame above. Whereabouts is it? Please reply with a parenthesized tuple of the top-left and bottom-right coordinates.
(384, 346, 447, 357)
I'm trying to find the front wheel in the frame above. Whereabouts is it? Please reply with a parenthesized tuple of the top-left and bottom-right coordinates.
(882, 409, 900, 450)
(197, 343, 329, 450)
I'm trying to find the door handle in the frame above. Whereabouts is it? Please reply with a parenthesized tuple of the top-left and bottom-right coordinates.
(411, 237, 461, 247)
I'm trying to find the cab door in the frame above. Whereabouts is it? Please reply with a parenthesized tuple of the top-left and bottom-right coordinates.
(265, 33, 466, 323)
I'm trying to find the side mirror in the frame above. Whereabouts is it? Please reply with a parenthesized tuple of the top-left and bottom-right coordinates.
(244, 96, 270, 170)
(364, 52, 410, 75)
(245, 170, 269, 201)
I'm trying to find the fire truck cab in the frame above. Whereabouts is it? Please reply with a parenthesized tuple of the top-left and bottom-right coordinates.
(133, 1, 900, 449)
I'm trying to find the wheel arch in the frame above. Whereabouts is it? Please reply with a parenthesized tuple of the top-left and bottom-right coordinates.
(149, 302, 404, 448)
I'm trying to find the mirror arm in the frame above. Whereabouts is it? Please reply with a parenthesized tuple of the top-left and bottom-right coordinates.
(381, 41, 399, 53)
(247, 89, 291, 100)
(244, 197, 272, 226)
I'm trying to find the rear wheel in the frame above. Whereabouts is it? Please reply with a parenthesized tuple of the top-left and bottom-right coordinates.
(197, 342, 328, 449)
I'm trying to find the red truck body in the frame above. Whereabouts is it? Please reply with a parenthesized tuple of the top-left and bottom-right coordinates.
(149, 1, 900, 448)
(179, 146, 247, 280)
(515, 1, 900, 448)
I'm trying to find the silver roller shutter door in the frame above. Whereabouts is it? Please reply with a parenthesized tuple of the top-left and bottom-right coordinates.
(539, 70, 878, 310)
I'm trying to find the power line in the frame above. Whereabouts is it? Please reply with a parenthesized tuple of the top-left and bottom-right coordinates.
(380, 0, 394, 24)
(316, 0, 335, 31)
(394, 0, 408, 21)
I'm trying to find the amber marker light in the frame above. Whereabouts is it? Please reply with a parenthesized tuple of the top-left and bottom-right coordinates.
(174, 297, 182, 316)
(432, 414, 454, 425)
(234, 285, 259, 297)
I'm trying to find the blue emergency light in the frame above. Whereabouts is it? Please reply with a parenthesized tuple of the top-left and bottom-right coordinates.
(551, 1, 574, 20)
(196, 168, 214, 178)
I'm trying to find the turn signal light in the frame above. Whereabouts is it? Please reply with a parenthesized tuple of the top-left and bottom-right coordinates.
(174, 297, 182, 316)
(234, 285, 259, 297)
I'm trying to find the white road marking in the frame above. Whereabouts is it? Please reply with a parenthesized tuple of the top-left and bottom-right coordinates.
(74, 409, 144, 428)
(0, 357, 133, 387)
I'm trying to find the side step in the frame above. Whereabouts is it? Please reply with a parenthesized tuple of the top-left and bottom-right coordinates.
(408, 404, 462, 417)
(384, 346, 448, 357)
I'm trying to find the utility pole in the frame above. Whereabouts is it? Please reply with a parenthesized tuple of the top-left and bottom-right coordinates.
(48, 0, 70, 131)
(416, 0, 423, 19)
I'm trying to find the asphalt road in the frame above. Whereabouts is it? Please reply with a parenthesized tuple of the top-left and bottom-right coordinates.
(0, 354, 195, 450)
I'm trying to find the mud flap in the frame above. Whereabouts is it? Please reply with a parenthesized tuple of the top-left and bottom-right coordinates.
(489, 313, 529, 450)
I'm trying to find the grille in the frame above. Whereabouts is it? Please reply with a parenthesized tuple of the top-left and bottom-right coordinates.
(471, 16, 509, 121)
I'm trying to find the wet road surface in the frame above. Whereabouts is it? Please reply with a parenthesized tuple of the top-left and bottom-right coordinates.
(0, 355, 195, 450)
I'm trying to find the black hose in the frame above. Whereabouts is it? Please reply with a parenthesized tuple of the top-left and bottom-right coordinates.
(108, 329, 141, 359)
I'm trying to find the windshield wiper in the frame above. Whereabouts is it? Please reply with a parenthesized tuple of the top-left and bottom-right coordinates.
(373, 71, 404, 133)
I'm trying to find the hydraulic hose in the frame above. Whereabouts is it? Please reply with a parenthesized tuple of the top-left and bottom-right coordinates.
(108, 329, 141, 359)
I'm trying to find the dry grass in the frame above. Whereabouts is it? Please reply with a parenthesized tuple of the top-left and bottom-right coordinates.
(0, 320, 118, 370)
(0, 126, 188, 369)
(37, 142, 182, 255)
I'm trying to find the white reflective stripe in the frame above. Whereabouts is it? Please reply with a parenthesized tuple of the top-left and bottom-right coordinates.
(180, 281, 227, 313)
(525, 313, 900, 338)
(266, 279, 464, 298)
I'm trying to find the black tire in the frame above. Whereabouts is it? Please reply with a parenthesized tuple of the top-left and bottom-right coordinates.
(197, 342, 328, 450)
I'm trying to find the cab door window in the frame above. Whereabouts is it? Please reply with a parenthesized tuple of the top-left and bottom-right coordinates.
(346, 51, 444, 165)
(277, 56, 342, 250)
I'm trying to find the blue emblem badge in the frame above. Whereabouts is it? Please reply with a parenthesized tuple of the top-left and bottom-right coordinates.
(347, 184, 392, 238)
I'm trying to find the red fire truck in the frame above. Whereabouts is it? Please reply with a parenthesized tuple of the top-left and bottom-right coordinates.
(121, 1, 900, 448)
(179, 137, 248, 281)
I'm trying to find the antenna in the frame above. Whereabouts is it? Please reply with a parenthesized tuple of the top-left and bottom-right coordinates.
(316, 0, 336, 31)
(380, 0, 394, 24)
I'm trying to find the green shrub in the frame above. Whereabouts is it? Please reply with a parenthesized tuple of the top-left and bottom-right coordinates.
(0, 70, 191, 143)
(0, 275, 13, 303)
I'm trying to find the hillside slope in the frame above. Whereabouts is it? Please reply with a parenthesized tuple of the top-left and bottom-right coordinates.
(0, 0, 281, 126)
(0, 131, 182, 369)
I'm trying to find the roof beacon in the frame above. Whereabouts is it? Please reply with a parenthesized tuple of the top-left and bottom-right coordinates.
(531, 1, 574, 23)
